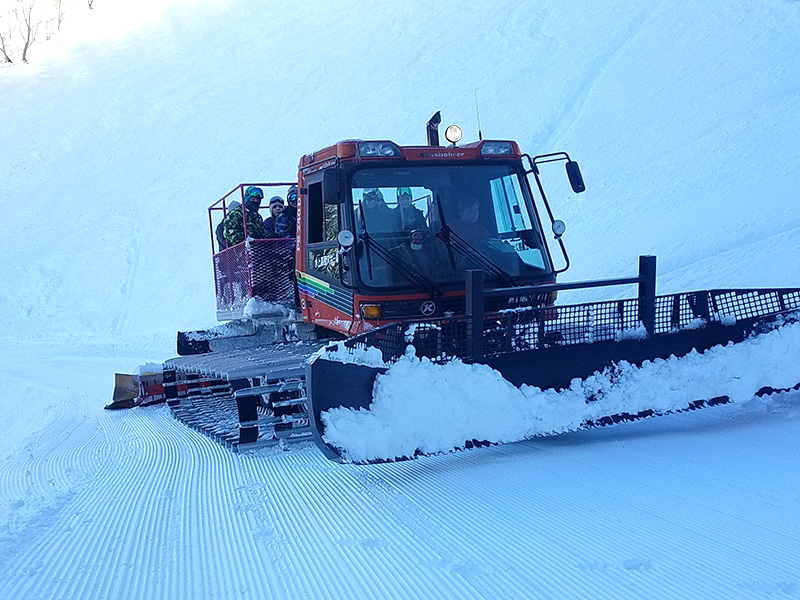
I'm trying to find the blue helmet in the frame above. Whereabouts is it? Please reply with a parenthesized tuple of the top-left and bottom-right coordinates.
(244, 186, 264, 200)
(244, 186, 264, 212)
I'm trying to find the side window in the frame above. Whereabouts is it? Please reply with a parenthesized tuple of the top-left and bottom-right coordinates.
(324, 204, 338, 242)
(308, 181, 340, 244)
(307, 182, 324, 243)
(308, 181, 341, 280)
(490, 174, 532, 234)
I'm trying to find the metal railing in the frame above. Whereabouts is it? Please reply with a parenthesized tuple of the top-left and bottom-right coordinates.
(342, 256, 800, 365)
(208, 182, 298, 315)
(465, 255, 656, 361)
(214, 238, 296, 313)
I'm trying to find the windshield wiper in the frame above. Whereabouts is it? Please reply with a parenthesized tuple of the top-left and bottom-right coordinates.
(450, 232, 517, 287)
(359, 232, 443, 297)
(358, 199, 375, 279)
(435, 194, 457, 270)
(434, 195, 516, 287)
(359, 200, 440, 296)
(358, 200, 441, 296)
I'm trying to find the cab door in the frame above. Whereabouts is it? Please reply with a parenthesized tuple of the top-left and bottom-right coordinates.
(299, 177, 355, 330)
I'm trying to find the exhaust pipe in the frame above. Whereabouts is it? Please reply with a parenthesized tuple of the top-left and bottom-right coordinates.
(426, 111, 441, 146)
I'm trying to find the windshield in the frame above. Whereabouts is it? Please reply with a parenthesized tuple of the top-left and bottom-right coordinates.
(350, 164, 552, 290)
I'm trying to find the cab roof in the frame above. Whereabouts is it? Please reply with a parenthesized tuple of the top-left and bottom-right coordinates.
(299, 139, 522, 172)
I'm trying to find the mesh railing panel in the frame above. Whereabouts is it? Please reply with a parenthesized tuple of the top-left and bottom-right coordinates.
(214, 239, 296, 311)
(249, 238, 296, 305)
(476, 300, 632, 357)
(214, 244, 251, 312)
(711, 289, 800, 320)
(344, 287, 800, 365)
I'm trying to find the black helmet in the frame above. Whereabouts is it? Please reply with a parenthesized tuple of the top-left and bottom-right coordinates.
(363, 188, 383, 202)
(287, 185, 298, 204)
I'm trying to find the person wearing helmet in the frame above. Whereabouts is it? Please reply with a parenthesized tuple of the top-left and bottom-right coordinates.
(393, 186, 427, 231)
(264, 195, 293, 238)
(283, 185, 298, 237)
(223, 186, 268, 245)
(356, 188, 394, 233)
(215, 200, 240, 251)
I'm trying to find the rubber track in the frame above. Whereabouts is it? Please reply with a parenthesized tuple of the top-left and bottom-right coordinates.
(163, 342, 325, 451)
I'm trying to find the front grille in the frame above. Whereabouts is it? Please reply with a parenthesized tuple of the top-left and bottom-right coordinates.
(380, 291, 549, 319)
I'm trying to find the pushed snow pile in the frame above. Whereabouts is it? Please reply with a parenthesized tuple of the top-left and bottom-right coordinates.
(321, 341, 389, 368)
(182, 319, 258, 341)
(322, 321, 800, 462)
(137, 362, 164, 376)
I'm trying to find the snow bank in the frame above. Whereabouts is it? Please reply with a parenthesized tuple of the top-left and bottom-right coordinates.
(322, 321, 800, 463)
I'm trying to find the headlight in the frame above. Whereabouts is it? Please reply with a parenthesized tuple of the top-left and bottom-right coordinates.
(444, 125, 463, 144)
(480, 141, 514, 155)
(358, 142, 402, 157)
(361, 304, 382, 319)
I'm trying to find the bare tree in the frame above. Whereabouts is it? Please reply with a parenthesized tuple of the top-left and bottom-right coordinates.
(16, 0, 42, 63)
(0, 3, 13, 63)
(42, 0, 63, 40)
(54, 0, 63, 30)
(0, 0, 92, 64)
(0, 37, 12, 63)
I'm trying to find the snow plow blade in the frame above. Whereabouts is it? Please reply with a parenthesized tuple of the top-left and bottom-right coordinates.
(106, 370, 167, 410)
(307, 284, 800, 463)
(106, 373, 140, 410)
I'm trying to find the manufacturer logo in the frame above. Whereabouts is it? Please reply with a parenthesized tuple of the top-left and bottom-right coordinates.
(420, 301, 436, 316)
(300, 158, 337, 176)
(419, 151, 466, 158)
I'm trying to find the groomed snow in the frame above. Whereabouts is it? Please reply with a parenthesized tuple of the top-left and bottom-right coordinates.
(2, 0, 800, 598)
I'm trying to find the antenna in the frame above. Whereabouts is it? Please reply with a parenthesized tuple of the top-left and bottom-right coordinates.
(474, 91, 483, 140)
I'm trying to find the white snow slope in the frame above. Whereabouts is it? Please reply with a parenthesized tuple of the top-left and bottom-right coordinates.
(1, 1, 800, 598)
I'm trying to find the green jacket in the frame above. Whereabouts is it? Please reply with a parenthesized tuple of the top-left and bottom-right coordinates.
(223, 206, 268, 245)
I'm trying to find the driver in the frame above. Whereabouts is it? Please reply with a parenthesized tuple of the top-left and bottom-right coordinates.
(450, 198, 490, 246)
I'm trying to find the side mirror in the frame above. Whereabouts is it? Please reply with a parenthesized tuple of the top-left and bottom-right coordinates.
(323, 168, 344, 204)
(565, 161, 585, 194)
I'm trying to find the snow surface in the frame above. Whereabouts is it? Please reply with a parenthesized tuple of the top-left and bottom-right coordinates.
(2, 0, 800, 598)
